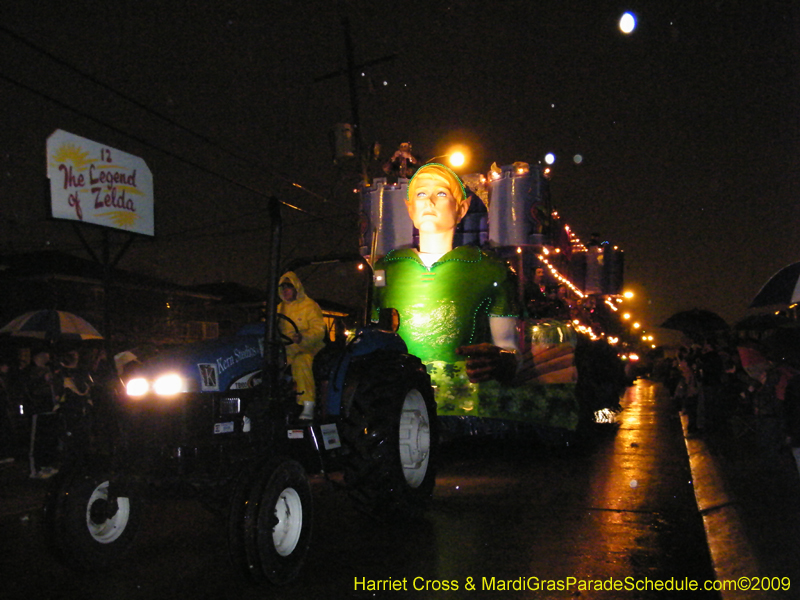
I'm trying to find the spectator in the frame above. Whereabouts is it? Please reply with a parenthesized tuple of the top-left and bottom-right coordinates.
(676, 347, 700, 432)
(22, 348, 59, 478)
(696, 341, 724, 432)
(0, 349, 15, 464)
(784, 373, 800, 481)
(664, 355, 682, 405)
(718, 347, 749, 427)
(54, 348, 94, 465)
(753, 364, 785, 465)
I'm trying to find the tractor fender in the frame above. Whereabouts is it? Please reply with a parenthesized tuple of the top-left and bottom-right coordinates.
(324, 328, 407, 416)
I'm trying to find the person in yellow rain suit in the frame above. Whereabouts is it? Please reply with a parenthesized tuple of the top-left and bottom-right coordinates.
(277, 271, 326, 420)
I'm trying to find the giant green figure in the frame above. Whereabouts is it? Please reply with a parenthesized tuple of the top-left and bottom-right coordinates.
(371, 163, 574, 421)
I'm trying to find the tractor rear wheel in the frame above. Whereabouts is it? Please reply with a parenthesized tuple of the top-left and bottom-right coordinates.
(339, 354, 438, 520)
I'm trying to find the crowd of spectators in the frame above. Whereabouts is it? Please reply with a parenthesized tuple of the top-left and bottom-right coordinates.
(656, 338, 800, 480)
(0, 343, 122, 478)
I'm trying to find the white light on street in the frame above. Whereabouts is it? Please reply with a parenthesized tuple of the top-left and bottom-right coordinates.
(544, 153, 556, 165)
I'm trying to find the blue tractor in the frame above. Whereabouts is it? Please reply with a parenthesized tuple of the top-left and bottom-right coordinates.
(44, 198, 438, 585)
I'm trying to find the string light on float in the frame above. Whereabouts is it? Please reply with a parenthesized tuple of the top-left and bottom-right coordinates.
(537, 253, 585, 299)
(604, 288, 633, 313)
(536, 248, 606, 338)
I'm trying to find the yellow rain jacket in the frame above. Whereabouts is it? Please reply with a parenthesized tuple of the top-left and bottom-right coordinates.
(277, 271, 326, 403)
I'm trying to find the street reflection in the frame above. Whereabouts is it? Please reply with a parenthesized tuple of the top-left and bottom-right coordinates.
(1, 381, 716, 599)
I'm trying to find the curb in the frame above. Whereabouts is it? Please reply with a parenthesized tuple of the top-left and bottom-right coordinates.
(681, 414, 761, 600)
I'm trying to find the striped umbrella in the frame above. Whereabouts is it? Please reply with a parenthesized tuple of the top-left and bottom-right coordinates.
(0, 310, 103, 342)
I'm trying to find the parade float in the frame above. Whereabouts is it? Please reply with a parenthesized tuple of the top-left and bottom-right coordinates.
(359, 161, 627, 443)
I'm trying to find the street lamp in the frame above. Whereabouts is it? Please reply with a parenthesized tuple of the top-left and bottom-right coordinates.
(449, 151, 466, 168)
(426, 144, 470, 170)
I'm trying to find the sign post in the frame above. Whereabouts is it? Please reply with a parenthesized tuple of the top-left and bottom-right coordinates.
(46, 130, 155, 346)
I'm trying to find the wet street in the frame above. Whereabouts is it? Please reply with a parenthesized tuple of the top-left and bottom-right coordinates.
(1, 379, 719, 599)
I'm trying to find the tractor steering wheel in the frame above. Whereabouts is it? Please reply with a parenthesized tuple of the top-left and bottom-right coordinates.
(277, 313, 301, 346)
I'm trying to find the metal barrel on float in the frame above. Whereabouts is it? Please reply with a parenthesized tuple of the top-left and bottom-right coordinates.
(456, 174, 489, 249)
(358, 177, 414, 262)
(487, 163, 547, 248)
(486, 163, 552, 331)
(570, 241, 625, 296)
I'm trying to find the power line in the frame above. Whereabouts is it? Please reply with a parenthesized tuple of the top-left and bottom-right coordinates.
(0, 67, 313, 219)
(0, 24, 345, 217)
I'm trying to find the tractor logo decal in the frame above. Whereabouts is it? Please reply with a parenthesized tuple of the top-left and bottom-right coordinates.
(198, 363, 219, 391)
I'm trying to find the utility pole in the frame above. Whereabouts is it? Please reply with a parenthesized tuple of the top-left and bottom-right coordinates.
(339, 5, 364, 182)
(317, 1, 396, 184)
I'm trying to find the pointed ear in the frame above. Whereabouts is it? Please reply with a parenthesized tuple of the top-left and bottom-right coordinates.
(455, 196, 471, 223)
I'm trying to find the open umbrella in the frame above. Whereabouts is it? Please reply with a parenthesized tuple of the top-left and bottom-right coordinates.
(0, 310, 103, 342)
(750, 261, 800, 308)
(734, 312, 791, 332)
(660, 308, 729, 339)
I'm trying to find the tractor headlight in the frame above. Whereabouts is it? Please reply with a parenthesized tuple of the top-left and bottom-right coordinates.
(126, 377, 150, 397)
(153, 373, 184, 396)
(126, 373, 185, 397)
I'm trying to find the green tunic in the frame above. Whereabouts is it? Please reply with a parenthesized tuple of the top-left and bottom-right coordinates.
(372, 246, 580, 430)
(372, 246, 518, 363)
(372, 246, 519, 415)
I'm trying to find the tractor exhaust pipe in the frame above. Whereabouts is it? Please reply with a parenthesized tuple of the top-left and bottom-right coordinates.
(263, 196, 282, 402)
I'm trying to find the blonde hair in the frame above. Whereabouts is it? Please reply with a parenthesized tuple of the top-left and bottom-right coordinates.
(407, 163, 467, 206)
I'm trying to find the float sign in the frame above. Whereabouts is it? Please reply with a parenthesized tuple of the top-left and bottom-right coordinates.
(47, 130, 154, 236)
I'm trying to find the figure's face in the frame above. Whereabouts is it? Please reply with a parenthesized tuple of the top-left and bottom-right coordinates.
(406, 175, 468, 234)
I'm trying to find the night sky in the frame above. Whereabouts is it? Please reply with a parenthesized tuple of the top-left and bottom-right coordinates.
(1, 1, 797, 338)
